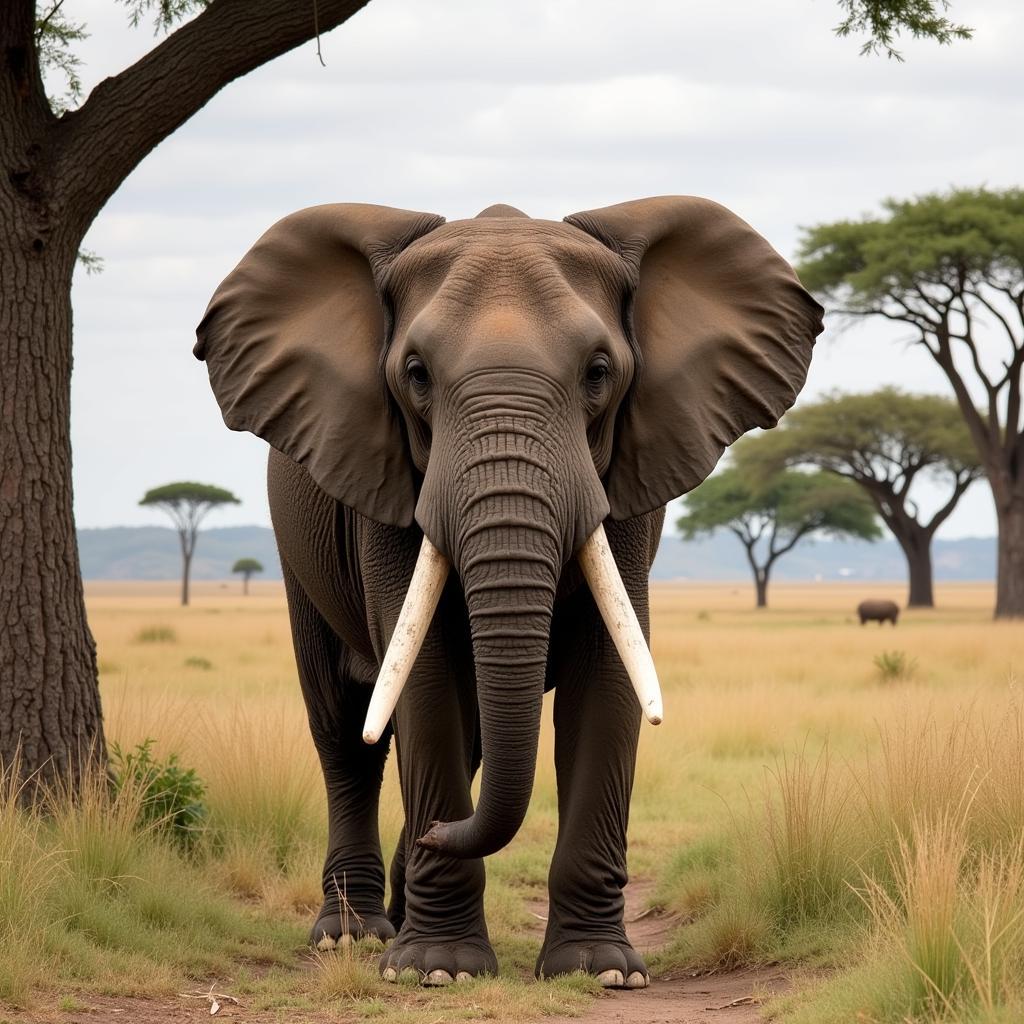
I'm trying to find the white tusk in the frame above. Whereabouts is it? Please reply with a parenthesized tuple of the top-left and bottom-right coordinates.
(577, 524, 663, 725)
(362, 535, 450, 744)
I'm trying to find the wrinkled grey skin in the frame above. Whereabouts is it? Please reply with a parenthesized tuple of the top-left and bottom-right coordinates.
(858, 599, 900, 625)
(195, 199, 821, 986)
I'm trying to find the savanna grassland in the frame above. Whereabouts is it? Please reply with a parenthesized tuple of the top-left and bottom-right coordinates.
(2, 579, 1021, 1023)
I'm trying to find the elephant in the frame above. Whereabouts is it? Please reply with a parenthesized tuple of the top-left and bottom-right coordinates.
(194, 197, 822, 988)
(858, 599, 899, 626)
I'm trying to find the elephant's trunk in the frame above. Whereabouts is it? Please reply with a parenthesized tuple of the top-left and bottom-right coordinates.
(418, 542, 555, 859)
(415, 371, 606, 859)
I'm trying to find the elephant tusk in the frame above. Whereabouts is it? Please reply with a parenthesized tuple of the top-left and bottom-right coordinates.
(362, 535, 450, 744)
(577, 524, 663, 726)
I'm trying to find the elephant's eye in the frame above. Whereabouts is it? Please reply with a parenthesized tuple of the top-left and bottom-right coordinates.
(406, 356, 430, 392)
(585, 355, 611, 391)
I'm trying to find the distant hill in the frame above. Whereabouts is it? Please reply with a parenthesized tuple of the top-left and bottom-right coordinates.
(78, 526, 283, 581)
(650, 532, 995, 582)
(77, 525, 996, 583)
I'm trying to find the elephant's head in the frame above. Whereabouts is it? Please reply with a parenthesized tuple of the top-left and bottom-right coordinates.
(195, 198, 822, 858)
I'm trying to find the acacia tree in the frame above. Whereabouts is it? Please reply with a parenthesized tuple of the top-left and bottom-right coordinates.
(232, 557, 263, 596)
(140, 482, 239, 606)
(798, 189, 1024, 618)
(0, 0, 373, 791)
(677, 462, 880, 608)
(751, 389, 982, 608)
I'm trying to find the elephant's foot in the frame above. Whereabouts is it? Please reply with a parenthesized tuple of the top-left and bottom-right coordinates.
(379, 927, 497, 986)
(311, 898, 396, 950)
(537, 937, 650, 989)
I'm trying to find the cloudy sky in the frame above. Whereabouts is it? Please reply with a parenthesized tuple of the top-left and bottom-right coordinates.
(65, 0, 1021, 537)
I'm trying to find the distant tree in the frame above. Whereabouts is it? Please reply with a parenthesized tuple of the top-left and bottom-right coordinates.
(833, 0, 971, 60)
(140, 483, 239, 606)
(750, 389, 982, 608)
(231, 557, 264, 596)
(797, 188, 1024, 618)
(677, 461, 881, 608)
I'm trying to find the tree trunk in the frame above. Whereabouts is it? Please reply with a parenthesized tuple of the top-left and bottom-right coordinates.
(181, 546, 192, 607)
(755, 573, 768, 609)
(243, 573, 250, 596)
(995, 495, 1024, 619)
(0, 239, 106, 794)
(891, 525, 935, 609)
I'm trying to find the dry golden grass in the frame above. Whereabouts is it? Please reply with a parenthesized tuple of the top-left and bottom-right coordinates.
(59, 577, 1020, 1022)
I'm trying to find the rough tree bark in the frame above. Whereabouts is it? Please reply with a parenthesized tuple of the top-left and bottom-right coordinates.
(0, 0, 372, 793)
(993, 484, 1024, 620)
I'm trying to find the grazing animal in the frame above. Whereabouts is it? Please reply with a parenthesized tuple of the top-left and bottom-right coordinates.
(858, 599, 900, 626)
(194, 198, 822, 989)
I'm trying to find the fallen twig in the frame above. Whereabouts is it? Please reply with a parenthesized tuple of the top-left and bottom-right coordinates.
(178, 986, 241, 1016)
(706, 995, 756, 1010)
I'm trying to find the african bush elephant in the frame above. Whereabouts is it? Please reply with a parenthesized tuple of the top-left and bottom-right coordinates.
(195, 198, 822, 988)
(858, 598, 900, 625)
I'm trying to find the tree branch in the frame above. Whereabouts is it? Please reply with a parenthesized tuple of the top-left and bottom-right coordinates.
(927, 320, 994, 463)
(53, 0, 372, 235)
(1, 1, 51, 128)
(964, 284, 1023, 374)
(767, 520, 816, 565)
(923, 469, 979, 537)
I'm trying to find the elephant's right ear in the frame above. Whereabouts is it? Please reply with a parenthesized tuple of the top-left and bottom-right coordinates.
(195, 203, 445, 527)
(565, 196, 823, 520)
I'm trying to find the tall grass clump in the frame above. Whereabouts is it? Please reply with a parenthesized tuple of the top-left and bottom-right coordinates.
(760, 745, 854, 930)
(197, 704, 325, 893)
(0, 754, 296, 1007)
(0, 759, 59, 1004)
(670, 701, 1024, 1021)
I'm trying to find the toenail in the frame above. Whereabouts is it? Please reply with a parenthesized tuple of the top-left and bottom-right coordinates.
(455, 971, 473, 983)
(625, 971, 649, 989)
(315, 934, 336, 951)
(424, 969, 453, 986)
(382, 967, 398, 983)
(597, 969, 624, 988)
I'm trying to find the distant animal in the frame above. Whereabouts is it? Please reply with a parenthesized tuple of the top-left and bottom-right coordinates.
(194, 197, 822, 989)
(858, 599, 899, 626)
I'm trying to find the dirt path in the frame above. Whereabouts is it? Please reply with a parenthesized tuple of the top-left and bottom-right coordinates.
(528, 880, 789, 1024)
(5, 882, 790, 1024)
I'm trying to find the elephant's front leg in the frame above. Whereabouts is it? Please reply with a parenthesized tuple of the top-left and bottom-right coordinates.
(381, 618, 496, 985)
(281, 560, 394, 948)
(537, 525, 655, 989)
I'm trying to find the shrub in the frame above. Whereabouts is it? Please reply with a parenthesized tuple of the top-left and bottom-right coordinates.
(184, 656, 213, 670)
(134, 625, 177, 644)
(110, 739, 207, 850)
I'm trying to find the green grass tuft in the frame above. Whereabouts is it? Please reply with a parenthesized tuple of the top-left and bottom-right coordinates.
(133, 624, 177, 644)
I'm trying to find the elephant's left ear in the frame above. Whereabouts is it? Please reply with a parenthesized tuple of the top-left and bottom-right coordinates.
(195, 204, 445, 526)
(565, 196, 823, 520)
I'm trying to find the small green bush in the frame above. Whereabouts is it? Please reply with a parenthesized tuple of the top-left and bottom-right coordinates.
(133, 625, 177, 644)
(184, 656, 213, 670)
(109, 740, 207, 850)
(874, 649, 917, 683)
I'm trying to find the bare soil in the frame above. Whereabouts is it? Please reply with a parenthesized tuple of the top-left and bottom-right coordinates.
(530, 879, 789, 1024)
